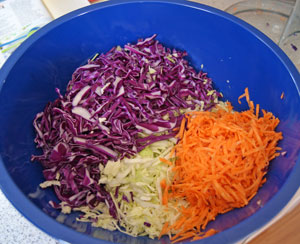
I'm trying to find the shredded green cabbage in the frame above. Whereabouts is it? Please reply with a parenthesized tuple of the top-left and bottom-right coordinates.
(75, 138, 186, 238)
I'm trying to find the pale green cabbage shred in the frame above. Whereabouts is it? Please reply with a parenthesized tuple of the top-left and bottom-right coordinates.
(75, 138, 187, 238)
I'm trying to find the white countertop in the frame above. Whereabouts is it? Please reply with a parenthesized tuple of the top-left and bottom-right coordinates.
(0, 190, 58, 244)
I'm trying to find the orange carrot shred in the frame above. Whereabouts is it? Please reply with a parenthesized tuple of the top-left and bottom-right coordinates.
(281, 92, 284, 99)
(162, 184, 169, 206)
(160, 178, 167, 189)
(192, 229, 219, 241)
(160, 157, 173, 166)
(177, 116, 186, 139)
(159, 87, 282, 242)
(159, 222, 170, 239)
(256, 103, 260, 118)
(238, 93, 245, 104)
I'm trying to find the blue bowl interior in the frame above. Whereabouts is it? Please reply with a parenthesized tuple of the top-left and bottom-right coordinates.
(0, 1, 300, 244)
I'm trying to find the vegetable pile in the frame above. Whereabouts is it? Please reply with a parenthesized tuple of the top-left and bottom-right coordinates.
(32, 35, 219, 222)
(32, 35, 282, 242)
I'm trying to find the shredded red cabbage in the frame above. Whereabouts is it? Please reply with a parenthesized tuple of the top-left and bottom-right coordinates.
(32, 34, 220, 216)
(144, 222, 151, 227)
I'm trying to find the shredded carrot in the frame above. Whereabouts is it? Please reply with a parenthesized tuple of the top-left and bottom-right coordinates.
(192, 229, 219, 241)
(281, 92, 284, 99)
(159, 88, 283, 242)
(177, 116, 186, 139)
(159, 222, 170, 239)
(162, 184, 169, 205)
(160, 178, 167, 189)
(160, 157, 173, 166)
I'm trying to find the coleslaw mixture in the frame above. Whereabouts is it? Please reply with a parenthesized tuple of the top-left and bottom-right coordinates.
(33, 35, 282, 242)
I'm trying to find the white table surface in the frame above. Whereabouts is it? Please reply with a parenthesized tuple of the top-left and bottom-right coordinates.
(0, 190, 58, 244)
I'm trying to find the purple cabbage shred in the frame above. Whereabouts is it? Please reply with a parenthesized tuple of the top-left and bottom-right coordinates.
(144, 222, 151, 227)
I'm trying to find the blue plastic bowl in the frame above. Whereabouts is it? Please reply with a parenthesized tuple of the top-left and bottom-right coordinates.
(0, 0, 300, 243)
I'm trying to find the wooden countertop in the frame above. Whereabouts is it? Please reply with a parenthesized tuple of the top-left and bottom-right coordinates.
(248, 203, 300, 244)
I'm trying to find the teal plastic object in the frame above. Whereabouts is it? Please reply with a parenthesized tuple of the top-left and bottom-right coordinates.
(0, 0, 300, 243)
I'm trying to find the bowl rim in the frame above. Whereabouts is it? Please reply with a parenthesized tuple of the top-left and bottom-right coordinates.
(0, 0, 300, 243)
